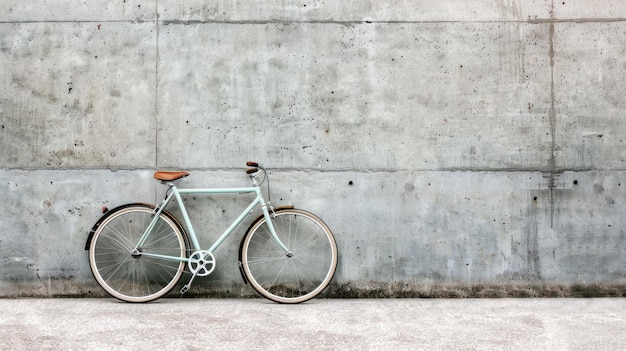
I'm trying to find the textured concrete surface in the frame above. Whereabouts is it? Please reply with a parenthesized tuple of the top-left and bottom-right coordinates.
(1, 298, 625, 350)
(1, 1, 626, 297)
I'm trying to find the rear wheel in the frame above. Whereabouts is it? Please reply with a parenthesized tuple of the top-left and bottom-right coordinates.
(88, 204, 188, 303)
(240, 209, 338, 303)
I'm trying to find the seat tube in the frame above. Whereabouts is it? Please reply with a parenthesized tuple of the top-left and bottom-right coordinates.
(172, 188, 201, 250)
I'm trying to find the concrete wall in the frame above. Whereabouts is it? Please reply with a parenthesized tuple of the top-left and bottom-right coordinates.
(1, 1, 625, 298)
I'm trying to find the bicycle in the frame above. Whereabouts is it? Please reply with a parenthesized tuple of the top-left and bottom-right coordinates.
(85, 162, 338, 304)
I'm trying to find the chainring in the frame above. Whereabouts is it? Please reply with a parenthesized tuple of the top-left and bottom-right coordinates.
(188, 250, 216, 277)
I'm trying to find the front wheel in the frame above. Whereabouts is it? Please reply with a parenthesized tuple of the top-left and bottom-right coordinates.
(88, 204, 188, 303)
(240, 209, 338, 303)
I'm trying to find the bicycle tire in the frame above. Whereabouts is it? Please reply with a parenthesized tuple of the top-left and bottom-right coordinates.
(88, 203, 189, 303)
(240, 209, 338, 303)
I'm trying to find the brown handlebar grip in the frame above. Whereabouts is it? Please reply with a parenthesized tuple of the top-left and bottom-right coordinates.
(246, 161, 259, 167)
(246, 168, 259, 174)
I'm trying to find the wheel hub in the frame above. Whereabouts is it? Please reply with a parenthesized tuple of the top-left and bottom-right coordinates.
(130, 248, 142, 258)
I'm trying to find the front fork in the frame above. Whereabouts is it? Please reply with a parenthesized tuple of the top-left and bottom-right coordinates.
(261, 203, 293, 256)
(250, 170, 292, 256)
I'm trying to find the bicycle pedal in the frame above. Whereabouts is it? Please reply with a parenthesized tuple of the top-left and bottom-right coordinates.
(180, 285, 190, 295)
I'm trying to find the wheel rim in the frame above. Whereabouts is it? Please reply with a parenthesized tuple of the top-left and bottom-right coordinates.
(89, 206, 186, 302)
(242, 210, 337, 303)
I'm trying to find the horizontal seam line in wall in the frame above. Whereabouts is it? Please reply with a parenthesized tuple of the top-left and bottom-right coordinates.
(2, 18, 626, 25)
(1, 167, 622, 173)
(162, 18, 626, 25)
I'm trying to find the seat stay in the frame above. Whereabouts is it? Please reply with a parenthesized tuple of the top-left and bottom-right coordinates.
(135, 192, 176, 249)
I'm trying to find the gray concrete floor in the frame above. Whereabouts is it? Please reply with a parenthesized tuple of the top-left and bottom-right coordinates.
(0, 298, 624, 350)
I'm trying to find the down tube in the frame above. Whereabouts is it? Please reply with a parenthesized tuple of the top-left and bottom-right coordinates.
(206, 199, 290, 254)
(206, 197, 261, 253)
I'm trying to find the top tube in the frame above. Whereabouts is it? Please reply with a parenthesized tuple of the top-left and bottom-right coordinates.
(175, 187, 259, 195)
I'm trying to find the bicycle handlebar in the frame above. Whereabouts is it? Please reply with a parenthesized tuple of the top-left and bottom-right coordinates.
(246, 161, 259, 174)
(246, 161, 261, 175)
(246, 161, 270, 205)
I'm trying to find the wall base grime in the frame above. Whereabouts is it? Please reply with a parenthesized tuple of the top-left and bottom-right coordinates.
(2, 282, 625, 299)
(325, 282, 626, 298)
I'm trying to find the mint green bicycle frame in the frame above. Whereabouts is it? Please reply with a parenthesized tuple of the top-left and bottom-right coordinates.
(134, 184, 291, 264)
